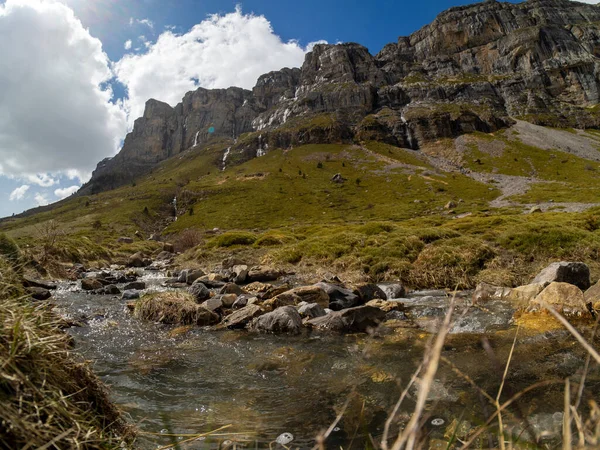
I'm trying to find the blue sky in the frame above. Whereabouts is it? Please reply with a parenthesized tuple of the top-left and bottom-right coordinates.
(0, 0, 589, 218)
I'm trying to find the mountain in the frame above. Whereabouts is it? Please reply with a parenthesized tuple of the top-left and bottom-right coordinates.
(82, 0, 600, 195)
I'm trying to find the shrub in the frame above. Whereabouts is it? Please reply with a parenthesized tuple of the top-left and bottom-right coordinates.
(0, 294, 133, 448)
(209, 232, 257, 248)
(173, 228, 202, 252)
(0, 233, 20, 264)
(409, 237, 495, 289)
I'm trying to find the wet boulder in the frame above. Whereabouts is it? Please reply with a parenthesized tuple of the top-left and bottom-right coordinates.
(128, 252, 150, 268)
(133, 292, 219, 326)
(124, 281, 146, 291)
(102, 285, 121, 295)
(307, 305, 386, 333)
(27, 287, 51, 301)
(232, 265, 249, 284)
(378, 283, 406, 300)
(297, 302, 327, 319)
(186, 269, 205, 285)
(221, 304, 264, 329)
(366, 299, 404, 313)
(198, 274, 226, 288)
(532, 262, 590, 291)
(81, 278, 103, 291)
(122, 290, 140, 300)
(355, 284, 387, 302)
(23, 276, 57, 290)
(316, 282, 362, 311)
(506, 284, 544, 307)
(531, 282, 590, 317)
(250, 306, 303, 334)
(188, 281, 211, 303)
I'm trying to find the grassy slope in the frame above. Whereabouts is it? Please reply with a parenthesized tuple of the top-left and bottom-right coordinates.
(4, 124, 600, 287)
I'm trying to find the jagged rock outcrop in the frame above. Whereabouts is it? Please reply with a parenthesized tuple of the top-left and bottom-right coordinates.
(82, 0, 600, 194)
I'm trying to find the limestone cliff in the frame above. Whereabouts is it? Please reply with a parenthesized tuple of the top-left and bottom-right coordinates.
(82, 0, 600, 194)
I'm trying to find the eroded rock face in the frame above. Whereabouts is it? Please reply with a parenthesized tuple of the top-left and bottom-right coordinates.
(82, 0, 600, 194)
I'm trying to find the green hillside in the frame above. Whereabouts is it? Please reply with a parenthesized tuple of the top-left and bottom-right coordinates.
(4, 123, 600, 288)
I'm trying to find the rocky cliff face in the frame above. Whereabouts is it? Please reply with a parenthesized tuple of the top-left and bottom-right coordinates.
(82, 0, 600, 194)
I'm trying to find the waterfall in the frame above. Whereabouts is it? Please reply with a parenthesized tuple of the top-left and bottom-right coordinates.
(172, 196, 177, 221)
(193, 131, 200, 147)
(222, 147, 231, 171)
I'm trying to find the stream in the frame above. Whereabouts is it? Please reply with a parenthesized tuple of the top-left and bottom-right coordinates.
(51, 270, 598, 449)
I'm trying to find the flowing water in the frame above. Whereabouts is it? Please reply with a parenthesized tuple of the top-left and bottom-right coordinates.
(51, 271, 598, 449)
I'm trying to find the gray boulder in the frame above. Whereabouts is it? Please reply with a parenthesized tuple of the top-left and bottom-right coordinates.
(122, 290, 140, 300)
(186, 269, 206, 285)
(250, 306, 303, 334)
(532, 262, 591, 291)
(378, 283, 406, 300)
(316, 282, 361, 311)
(232, 265, 249, 284)
(23, 276, 57, 290)
(124, 281, 146, 291)
(81, 278, 103, 291)
(222, 304, 264, 329)
(297, 302, 327, 319)
(188, 282, 211, 302)
(247, 266, 282, 282)
(307, 305, 386, 333)
(27, 287, 51, 301)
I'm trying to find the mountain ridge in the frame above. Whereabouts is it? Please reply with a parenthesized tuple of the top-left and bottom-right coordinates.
(72, 0, 600, 195)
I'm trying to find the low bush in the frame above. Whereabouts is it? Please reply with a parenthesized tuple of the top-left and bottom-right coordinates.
(209, 232, 257, 248)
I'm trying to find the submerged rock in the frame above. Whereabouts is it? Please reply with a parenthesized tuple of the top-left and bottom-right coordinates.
(250, 306, 303, 334)
(532, 262, 590, 291)
(472, 282, 511, 304)
(122, 290, 140, 300)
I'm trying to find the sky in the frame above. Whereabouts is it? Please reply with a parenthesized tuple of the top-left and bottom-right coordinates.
(0, 0, 596, 218)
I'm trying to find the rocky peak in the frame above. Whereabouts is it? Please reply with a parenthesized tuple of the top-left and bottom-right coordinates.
(82, 0, 600, 195)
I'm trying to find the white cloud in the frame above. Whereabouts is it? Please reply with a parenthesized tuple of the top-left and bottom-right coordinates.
(129, 17, 154, 29)
(9, 184, 29, 201)
(54, 185, 79, 199)
(124, 39, 132, 50)
(114, 6, 323, 124)
(34, 192, 49, 206)
(0, 0, 127, 182)
(26, 173, 56, 187)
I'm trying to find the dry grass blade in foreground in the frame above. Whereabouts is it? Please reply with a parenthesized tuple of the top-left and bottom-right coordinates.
(0, 292, 134, 449)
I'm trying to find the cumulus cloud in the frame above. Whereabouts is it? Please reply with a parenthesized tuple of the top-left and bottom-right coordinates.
(34, 192, 49, 206)
(114, 6, 322, 124)
(0, 0, 127, 182)
(124, 39, 132, 50)
(9, 185, 29, 201)
(54, 185, 79, 199)
(26, 173, 56, 187)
